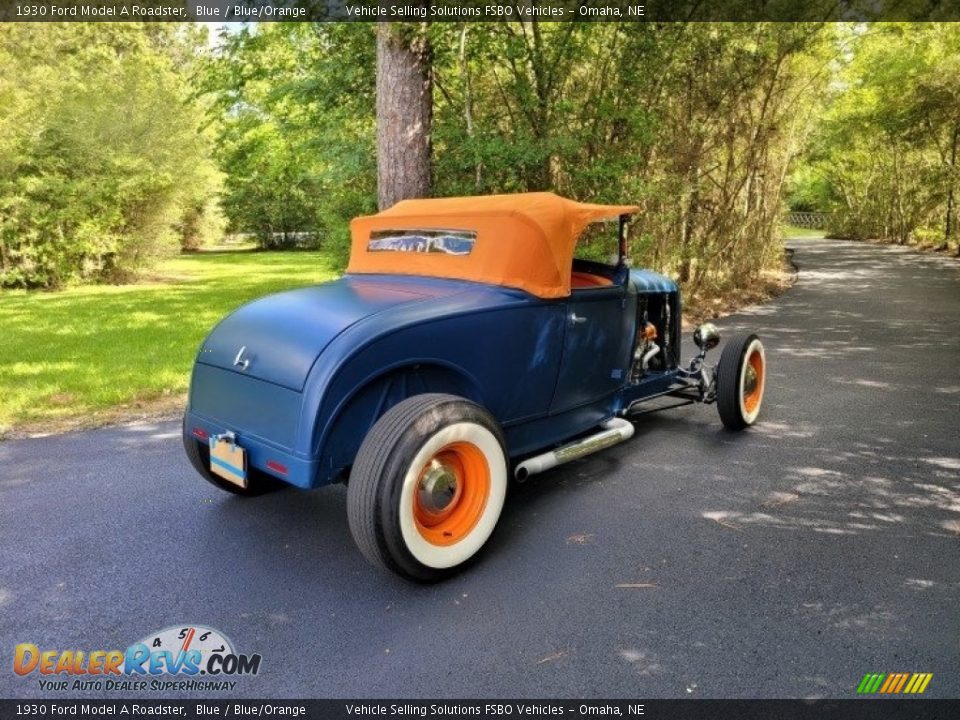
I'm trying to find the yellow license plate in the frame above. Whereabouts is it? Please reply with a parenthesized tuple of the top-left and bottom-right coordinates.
(210, 436, 247, 489)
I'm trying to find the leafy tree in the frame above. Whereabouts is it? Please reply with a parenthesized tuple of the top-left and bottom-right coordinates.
(201, 21, 835, 289)
(202, 23, 376, 254)
(0, 23, 222, 288)
(792, 23, 960, 251)
(430, 22, 831, 290)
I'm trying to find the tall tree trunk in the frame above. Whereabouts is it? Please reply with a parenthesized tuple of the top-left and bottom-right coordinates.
(459, 26, 482, 190)
(376, 25, 432, 210)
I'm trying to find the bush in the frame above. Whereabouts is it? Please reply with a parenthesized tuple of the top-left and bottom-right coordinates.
(0, 24, 222, 288)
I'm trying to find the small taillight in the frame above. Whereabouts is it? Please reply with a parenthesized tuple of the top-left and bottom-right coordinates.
(266, 460, 288, 476)
(192, 427, 209, 440)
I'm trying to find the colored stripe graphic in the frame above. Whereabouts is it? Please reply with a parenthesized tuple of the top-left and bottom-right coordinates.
(211, 455, 243, 477)
(905, 673, 934, 694)
(888, 673, 907, 693)
(858, 672, 932, 694)
(892, 673, 909, 693)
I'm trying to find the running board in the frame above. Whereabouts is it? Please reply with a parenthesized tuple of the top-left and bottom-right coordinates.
(513, 418, 635, 482)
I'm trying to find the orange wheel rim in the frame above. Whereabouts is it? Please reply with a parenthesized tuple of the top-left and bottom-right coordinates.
(743, 348, 765, 414)
(413, 442, 490, 546)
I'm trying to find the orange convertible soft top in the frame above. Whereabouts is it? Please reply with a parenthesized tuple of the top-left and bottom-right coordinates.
(348, 192, 638, 299)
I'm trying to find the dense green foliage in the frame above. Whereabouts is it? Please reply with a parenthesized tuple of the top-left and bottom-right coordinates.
(0, 23, 222, 288)
(2, 22, 957, 291)
(208, 22, 836, 285)
(434, 23, 832, 288)
(202, 24, 376, 253)
(789, 24, 960, 249)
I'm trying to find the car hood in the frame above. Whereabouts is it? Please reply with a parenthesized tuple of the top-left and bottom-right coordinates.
(197, 277, 449, 391)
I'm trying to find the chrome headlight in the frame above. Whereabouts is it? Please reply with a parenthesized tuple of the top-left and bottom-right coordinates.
(693, 322, 720, 351)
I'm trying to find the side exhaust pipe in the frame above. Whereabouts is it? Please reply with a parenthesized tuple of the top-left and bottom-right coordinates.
(514, 418, 635, 482)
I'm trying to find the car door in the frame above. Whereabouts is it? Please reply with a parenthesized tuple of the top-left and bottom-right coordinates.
(550, 282, 636, 414)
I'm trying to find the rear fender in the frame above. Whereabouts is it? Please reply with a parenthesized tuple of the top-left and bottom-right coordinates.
(311, 362, 483, 486)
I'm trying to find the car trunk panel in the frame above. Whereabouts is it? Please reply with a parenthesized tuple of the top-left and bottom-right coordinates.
(196, 279, 431, 392)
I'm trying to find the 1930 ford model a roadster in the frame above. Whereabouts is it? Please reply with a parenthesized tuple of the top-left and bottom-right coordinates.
(183, 193, 766, 581)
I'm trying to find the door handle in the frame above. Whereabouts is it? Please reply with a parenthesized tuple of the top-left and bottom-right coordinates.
(570, 313, 587, 325)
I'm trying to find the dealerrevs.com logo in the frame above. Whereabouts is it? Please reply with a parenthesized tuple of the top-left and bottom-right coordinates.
(14, 625, 262, 693)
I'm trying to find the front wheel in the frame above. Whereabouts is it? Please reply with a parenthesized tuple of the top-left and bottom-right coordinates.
(347, 394, 508, 582)
(716, 334, 766, 430)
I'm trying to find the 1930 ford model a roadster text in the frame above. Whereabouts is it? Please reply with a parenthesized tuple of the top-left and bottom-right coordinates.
(183, 193, 767, 581)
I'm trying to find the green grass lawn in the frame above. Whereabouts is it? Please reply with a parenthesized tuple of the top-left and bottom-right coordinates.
(781, 224, 826, 238)
(0, 250, 340, 435)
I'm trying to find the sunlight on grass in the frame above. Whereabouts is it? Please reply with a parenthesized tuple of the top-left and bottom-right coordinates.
(0, 250, 340, 432)
(782, 225, 825, 239)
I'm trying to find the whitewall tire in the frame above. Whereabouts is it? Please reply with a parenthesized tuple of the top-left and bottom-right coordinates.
(347, 394, 508, 582)
(717, 334, 766, 430)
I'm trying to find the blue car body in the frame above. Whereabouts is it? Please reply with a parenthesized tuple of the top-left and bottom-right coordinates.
(184, 267, 680, 490)
(184, 193, 769, 581)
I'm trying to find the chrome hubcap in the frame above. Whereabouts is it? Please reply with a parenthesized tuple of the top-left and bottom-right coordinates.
(418, 460, 458, 515)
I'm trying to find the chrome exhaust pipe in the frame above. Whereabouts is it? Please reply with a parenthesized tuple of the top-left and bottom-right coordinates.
(514, 418, 635, 482)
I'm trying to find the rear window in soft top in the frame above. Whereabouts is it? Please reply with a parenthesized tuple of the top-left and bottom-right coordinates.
(368, 229, 476, 256)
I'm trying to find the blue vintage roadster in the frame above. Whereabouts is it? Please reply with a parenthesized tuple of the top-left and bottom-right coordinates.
(184, 193, 766, 581)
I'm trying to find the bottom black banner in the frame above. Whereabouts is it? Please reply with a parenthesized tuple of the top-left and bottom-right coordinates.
(0, 700, 957, 720)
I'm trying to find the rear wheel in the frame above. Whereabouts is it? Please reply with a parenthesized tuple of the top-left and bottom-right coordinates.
(182, 417, 283, 496)
(347, 394, 508, 582)
(716, 334, 766, 430)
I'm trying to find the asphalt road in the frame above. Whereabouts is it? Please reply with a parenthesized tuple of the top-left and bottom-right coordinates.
(1, 238, 958, 700)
